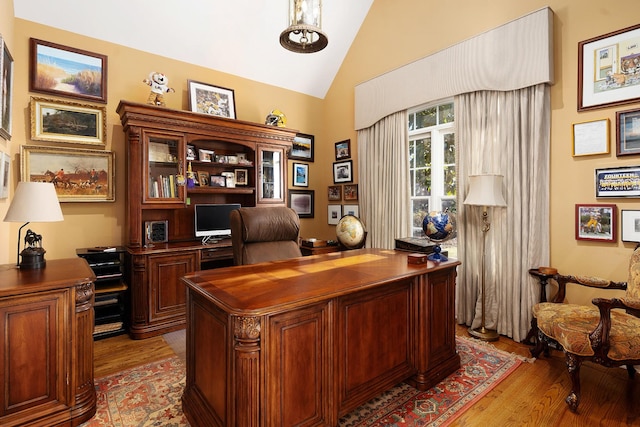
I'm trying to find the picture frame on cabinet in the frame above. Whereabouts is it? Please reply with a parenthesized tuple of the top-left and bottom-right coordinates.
(578, 23, 640, 111)
(234, 169, 248, 186)
(21, 145, 114, 202)
(328, 185, 341, 201)
(290, 133, 314, 162)
(333, 160, 353, 183)
(187, 80, 236, 119)
(343, 184, 358, 201)
(328, 205, 342, 225)
(0, 151, 9, 199)
(289, 189, 314, 218)
(197, 171, 209, 187)
(343, 204, 360, 218)
(621, 210, 640, 242)
(595, 166, 640, 197)
(292, 162, 308, 187)
(210, 175, 226, 187)
(572, 118, 609, 156)
(29, 38, 107, 103)
(575, 203, 616, 242)
(198, 148, 214, 162)
(335, 139, 351, 160)
(616, 108, 640, 156)
(30, 97, 106, 145)
(0, 33, 14, 140)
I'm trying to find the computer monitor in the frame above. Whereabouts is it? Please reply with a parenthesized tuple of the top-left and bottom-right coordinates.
(194, 203, 240, 244)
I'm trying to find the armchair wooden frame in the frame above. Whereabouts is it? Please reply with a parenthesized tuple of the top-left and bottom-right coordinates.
(530, 273, 640, 412)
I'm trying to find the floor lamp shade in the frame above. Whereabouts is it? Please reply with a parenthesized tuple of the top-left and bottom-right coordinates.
(3, 182, 64, 269)
(463, 174, 506, 341)
(463, 174, 507, 208)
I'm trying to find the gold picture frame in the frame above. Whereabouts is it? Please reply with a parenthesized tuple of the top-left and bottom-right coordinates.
(30, 97, 106, 145)
(21, 145, 114, 202)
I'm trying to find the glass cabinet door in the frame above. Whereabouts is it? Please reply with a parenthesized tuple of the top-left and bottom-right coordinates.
(257, 145, 285, 204)
(144, 134, 185, 204)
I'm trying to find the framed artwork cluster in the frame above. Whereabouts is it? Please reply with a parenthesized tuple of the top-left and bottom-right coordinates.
(575, 203, 640, 243)
(327, 183, 359, 225)
(22, 38, 114, 202)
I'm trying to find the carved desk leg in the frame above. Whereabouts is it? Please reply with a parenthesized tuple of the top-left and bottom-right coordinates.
(234, 316, 261, 427)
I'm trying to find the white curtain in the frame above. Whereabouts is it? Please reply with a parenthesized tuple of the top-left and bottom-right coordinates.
(356, 111, 410, 249)
(455, 84, 550, 342)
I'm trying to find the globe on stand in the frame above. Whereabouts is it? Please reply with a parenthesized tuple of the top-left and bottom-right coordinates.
(422, 210, 457, 262)
(336, 215, 367, 249)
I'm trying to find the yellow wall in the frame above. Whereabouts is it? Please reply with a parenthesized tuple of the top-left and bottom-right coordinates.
(2, 1, 640, 308)
(0, 0, 14, 262)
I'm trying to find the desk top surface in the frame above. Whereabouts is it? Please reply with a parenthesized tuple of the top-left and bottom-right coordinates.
(182, 248, 460, 315)
(0, 258, 95, 295)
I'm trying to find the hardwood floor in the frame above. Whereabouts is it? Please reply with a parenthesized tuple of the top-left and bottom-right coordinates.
(93, 324, 640, 426)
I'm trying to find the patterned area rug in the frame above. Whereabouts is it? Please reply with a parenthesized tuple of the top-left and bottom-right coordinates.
(82, 336, 522, 426)
(337, 336, 523, 426)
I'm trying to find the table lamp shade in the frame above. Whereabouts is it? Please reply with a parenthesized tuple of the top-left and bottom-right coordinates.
(463, 174, 507, 207)
(3, 182, 64, 223)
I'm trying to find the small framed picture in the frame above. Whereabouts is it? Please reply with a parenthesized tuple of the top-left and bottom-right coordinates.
(595, 166, 640, 197)
(328, 185, 341, 201)
(0, 34, 14, 140)
(210, 175, 227, 187)
(290, 133, 314, 162)
(197, 171, 210, 187)
(328, 205, 342, 225)
(343, 184, 358, 201)
(288, 189, 314, 218)
(221, 171, 235, 188)
(335, 139, 351, 160)
(343, 204, 360, 217)
(235, 169, 248, 186)
(572, 118, 609, 156)
(575, 203, 616, 242)
(333, 160, 353, 183)
(199, 149, 214, 162)
(621, 210, 640, 242)
(187, 80, 236, 119)
(186, 144, 196, 161)
(293, 162, 309, 187)
(616, 108, 640, 157)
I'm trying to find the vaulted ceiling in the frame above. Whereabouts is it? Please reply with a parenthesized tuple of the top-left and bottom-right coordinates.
(13, 0, 375, 99)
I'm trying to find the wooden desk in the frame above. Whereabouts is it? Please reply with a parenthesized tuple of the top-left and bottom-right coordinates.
(181, 249, 460, 426)
(0, 259, 96, 427)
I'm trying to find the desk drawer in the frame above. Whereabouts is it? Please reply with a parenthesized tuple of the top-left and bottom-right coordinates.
(201, 247, 233, 260)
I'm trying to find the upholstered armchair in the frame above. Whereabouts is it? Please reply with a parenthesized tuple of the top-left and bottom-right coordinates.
(230, 206, 302, 265)
(530, 247, 640, 412)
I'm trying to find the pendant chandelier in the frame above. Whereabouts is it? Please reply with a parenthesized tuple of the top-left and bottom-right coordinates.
(279, 0, 328, 54)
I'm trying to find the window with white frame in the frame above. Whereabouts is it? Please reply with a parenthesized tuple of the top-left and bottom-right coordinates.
(408, 101, 456, 243)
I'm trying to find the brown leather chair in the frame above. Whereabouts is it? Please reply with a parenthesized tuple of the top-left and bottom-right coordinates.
(230, 206, 302, 265)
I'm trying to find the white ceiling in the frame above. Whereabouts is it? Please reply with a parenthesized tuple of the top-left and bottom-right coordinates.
(13, 0, 374, 99)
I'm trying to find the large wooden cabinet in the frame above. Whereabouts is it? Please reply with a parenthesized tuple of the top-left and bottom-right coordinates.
(0, 259, 96, 427)
(117, 101, 298, 339)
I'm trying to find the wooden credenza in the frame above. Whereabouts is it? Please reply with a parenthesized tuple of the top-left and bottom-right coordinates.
(181, 249, 461, 426)
(0, 258, 96, 427)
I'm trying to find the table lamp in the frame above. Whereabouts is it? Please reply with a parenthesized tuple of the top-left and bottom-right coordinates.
(463, 174, 507, 341)
(3, 182, 64, 269)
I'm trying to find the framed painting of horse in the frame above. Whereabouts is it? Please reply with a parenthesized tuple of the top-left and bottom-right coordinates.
(21, 145, 114, 202)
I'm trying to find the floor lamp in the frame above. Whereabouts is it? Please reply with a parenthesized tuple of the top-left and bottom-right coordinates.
(463, 174, 506, 341)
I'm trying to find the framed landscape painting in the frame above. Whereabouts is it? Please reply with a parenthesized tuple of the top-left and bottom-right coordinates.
(30, 97, 106, 145)
(29, 38, 107, 103)
(290, 133, 314, 162)
(21, 145, 114, 202)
